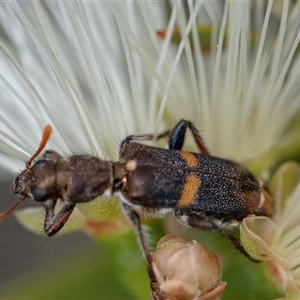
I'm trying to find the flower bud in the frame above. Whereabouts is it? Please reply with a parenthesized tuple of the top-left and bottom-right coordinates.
(151, 234, 226, 300)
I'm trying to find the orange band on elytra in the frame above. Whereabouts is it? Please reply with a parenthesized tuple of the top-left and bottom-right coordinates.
(178, 151, 198, 168)
(177, 175, 201, 208)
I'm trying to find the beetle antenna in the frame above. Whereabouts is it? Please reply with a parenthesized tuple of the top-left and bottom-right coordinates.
(0, 125, 52, 221)
(0, 195, 27, 221)
(26, 125, 52, 169)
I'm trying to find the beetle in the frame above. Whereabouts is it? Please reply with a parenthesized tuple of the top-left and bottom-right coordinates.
(115, 119, 273, 265)
(0, 120, 273, 284)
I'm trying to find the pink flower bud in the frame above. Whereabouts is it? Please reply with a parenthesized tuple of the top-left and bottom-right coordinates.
(151, 235, 226, 300)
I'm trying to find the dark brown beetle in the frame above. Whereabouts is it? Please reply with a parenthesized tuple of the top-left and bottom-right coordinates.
(0, 120, 273, 287)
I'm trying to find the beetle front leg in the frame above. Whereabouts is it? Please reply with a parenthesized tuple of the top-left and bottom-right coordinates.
(43, 199, 55, 227)
(175, 210, 260, 262)
(169, 119, 209, 154)
(43, 200, 75, 236)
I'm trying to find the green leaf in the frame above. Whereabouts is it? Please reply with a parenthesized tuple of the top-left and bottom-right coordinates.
(77, 196, 120, 220)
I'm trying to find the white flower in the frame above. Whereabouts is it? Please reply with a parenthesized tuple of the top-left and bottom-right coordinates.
(241, 162, 300, 299)
(0, 1, 299, 173)
(0, 2, 300, 298)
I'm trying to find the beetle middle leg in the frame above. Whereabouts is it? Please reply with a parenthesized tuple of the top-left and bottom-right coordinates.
(121, 203, 161, 296)
(168, 119, 209, 154)
(120, 119, 209, 155)
(121, 203, 156, 277)
(43, 200, 75, 236)
(121, 130, 170, 144)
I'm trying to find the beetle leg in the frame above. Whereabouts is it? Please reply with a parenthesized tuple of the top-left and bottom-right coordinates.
(169, 119, 209, 154)
(119, 130, 170, 156)
(175, 210, 260, 262)
(121, 203, 158, 288)
(42, 150, 62, 162)
(43, 199, 55, 226)
(121, 130, 170, 145)
(43, 200, 75, 237)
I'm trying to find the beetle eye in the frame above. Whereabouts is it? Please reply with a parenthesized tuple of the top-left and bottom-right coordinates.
(31, 188, 49, 202)
(113, 179, 123, 190)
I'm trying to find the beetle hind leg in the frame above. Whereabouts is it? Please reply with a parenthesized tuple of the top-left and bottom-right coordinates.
(175, 210, 260, 262)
